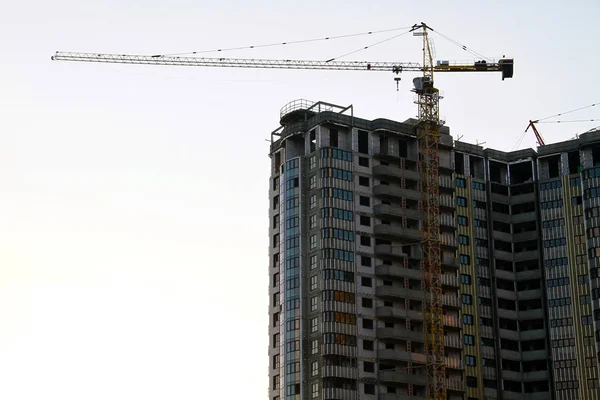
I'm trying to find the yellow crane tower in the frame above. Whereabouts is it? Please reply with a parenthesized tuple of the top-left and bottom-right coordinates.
(52, 22, 513, 399)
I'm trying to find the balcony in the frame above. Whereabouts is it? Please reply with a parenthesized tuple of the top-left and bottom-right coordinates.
(512, 211, 537, 224)
(444, 335, 461, 349)
(445, 357, 464, 370)
(376, 306, 423, 321)
(373, 184, 420, 201)
(378, 349, 427, 364)
(441, 273, 459, 288)
(374, 224, 422, 241)
(376, 286, 423, 301)
(373, 164, 420, 182)
(442, 294, 460, 308)
(374, 244, 407, 259)
(520, 329, 546, 341)
(380, 394, 426, 400)
(446, 379, 465, 392)
(441, 255, 458, 268)
(522, 370, 549, 381)
(518, 288, 542, 301)
(373, 204, 421, 220)
(514, 250, 539, 262)
(379, 370, 427, 385)
(439, 175, 455, 191)
(439, 195, 454, 210)
(441, 234, 457, 248)
(375, 265, 421, 280)
(443, 315, 462, 328)
(378, 327, 424, 343)
(321, 365, 358, 380)
(518, 308, 544, 319)
(440, 214, 456, 229)
(521, 349, 547, 361)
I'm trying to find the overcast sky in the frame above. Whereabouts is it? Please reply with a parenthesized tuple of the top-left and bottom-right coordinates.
(0, 1, 599, 399)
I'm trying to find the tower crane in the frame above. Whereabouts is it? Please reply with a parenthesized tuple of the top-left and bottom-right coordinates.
(52, 22, 513, 399)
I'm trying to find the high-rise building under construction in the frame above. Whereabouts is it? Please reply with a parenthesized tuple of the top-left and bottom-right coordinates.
(268, 99, 600, 400)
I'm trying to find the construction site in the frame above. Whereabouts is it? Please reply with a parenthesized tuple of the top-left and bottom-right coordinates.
(49, 18, 600, 400)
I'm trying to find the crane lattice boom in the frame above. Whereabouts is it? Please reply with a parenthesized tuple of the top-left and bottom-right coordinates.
(51, 52, 512, 76)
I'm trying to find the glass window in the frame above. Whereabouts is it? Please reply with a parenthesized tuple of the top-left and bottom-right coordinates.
(310, 195, 316, 209)
(310, 214, 317, 229)
(311, 340, 318, 354)
(310, 234, 317, 249)
(310, 275, 318, 291)
(311, 361, 319, 377)
(311, 317, 318, 332)
(310, 255, 318, 270)
(309, 175, 316, 189)
(311, 296, 318, 311)
(309, 156, 316, 170)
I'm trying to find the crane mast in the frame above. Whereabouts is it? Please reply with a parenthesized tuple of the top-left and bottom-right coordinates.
(52, 25, 512, 399)
(412, 23, 445, 400)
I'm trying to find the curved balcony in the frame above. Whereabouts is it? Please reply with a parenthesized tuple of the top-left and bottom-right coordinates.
(445, 357, 464, 370)
(374, 224, 422, 241)
(376, 286, 423, 301)
(379, 370, 427, 385)
(376, 306, 423, 321)
(441, 273, 459, 288)
(321, 365, 358, 380)
(378, 349, 427, 364)
(377, 327, 424, 343)
(373, 204, 421, 220)
(442, 294, 460, 309)
(373, 164, 420, 183)
(444, 335, 461, 349)
(375, 244, 408, 260)
(375, 265, 421, 280)
(373, 184, 420, 201)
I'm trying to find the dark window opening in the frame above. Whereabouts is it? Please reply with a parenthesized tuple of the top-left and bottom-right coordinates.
(455, 153, 465, 175)
(511, 183, 534, 195)
(492, 202, 510, 214)
(358, 156, 369, 167)
(496, 259, 513, 272)
(489, 161, 506, 184)
(593, 145, 600, 167)
(398, 140, 408, 158)
(520, 319, 544, 331)
(497, 278, 515, 291)
(309, 130, 316, 153)
(510, 161, 533, 184)
(330, 129, 338, 148)
(516, 279, 541, 291)
(358, 130, 369, 154)
(514, 239, 538, 253)
(521, 339, 546, 351)
(499, 318, 518, 331)
(512, 202, 535, 215)
(494, 240, 512, 252)
(491, 183, 509, 195)
(359, 196, 370, 206)
(547, 155, 560, 178)
(568, 151, 580, 174)
(470, 155, 485, 179)
(502, 358, 521, 372)
(518, 298, 542, 311)
(500, 338, 520, 352)
(493, 221, 511, 234)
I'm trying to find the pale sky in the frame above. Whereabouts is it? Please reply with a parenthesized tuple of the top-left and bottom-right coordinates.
(0, 1, 599, 399)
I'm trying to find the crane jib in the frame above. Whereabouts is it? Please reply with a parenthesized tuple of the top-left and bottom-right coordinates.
(51, 52, 513, 79)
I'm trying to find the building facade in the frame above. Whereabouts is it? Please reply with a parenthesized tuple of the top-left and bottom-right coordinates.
(268, 99, 600, 400)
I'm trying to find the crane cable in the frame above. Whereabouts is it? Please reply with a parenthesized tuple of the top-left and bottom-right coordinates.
(536, 118, 599, 124)
(430, 28, 488, 60)
(325, 29, 413, 62)
(159, 26, 414, 57)
(534, 102, 597, 122)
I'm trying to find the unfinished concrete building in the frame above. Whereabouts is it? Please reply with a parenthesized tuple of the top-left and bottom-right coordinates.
(267, 99, 600, 400)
